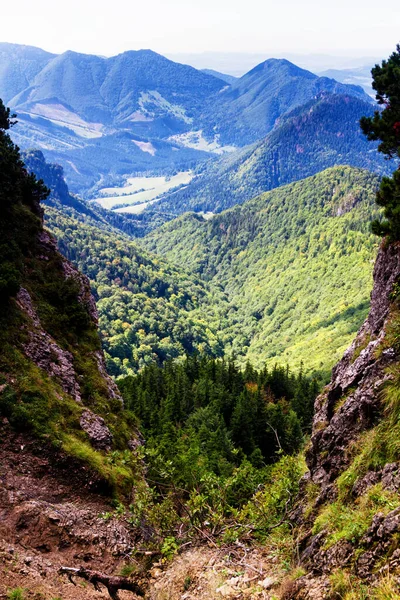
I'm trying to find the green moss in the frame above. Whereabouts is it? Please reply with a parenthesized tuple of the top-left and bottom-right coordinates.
(61, 434, 135, 495)
(313, 483, 399, 548)
(334, 386, 357, 414)
(7, 589, 25, 600)
(303, 481, 320, 519)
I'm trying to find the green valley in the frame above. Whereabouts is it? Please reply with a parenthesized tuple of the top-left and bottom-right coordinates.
(40, 161, 382, 380)
(143, 166, 381, 376)
(45, 205, 226, 377)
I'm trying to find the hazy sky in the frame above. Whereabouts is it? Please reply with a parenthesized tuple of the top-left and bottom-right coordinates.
(3, 0, 400, 58)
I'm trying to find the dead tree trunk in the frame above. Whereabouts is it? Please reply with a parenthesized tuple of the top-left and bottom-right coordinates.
(59, 566, 146, 599)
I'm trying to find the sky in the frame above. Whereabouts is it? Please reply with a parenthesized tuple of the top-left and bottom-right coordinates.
(3, 0, 400, 60)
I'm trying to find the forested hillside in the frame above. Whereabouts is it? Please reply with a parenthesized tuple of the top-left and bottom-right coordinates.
(18, 145, 381, 380)
(144, 166, 381, 375)
(156, 94, 389, 215)
(45, 205, 225, 376)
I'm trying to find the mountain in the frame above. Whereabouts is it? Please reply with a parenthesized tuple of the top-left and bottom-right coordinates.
(143, 166, 381, 376)
(154, 94, 388, 215)
(0, 45, 376, 196)
(18, 148, 223, 376)
(10, 49, 225, 127)
(1, 118, 398, 600)
(318, 65, 374, 96)
(200, 58, 373, 146)
(201, 69, 237, 85)
(0, 42, 55, 104)
(24, 149, 381, 379)
(0, 46, 225, 193)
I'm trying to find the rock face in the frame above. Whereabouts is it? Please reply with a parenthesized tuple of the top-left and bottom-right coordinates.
(17, 286, 83, 403)
(80, 410, 113, 451)
(11, 223, 126, 451)
(306, 241, 400, 494)
(295, 241, 400, 584)
(16, 227, 123, 427)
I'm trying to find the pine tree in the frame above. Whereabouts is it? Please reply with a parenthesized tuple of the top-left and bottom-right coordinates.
(360, 45, 400, 239)
(0, 100, 48, 302)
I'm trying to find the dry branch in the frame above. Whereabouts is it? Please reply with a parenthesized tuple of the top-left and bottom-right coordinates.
(59, 566, 145, 600)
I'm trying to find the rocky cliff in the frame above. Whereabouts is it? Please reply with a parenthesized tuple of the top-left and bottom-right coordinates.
(289, 240, 400, 598)
(0, 104, 145, 598)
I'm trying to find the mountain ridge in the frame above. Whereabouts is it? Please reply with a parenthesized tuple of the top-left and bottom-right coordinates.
(200, 58, 373, 145)
(143, 165, 381, 375)
(0, 44, 375, 194)
(154, 93, 388, 215)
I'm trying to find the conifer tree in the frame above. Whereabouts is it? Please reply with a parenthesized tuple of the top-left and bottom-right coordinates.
(0, 100, 49, 302)
(360, 45, 400, 239)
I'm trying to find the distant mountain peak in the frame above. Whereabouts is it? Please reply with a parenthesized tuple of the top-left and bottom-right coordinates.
(245, 57, 316, 80)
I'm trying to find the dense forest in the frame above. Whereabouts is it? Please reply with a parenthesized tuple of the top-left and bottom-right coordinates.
(118, 356, 318, 505)
(144, 166, 381, 375)
(45, 206, 225, 376)
(40, 164, 383, 379)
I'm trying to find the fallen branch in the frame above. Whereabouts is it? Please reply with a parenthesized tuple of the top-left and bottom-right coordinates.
(59, 566, 145, 600)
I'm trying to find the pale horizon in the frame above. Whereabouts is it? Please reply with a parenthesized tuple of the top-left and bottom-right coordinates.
(3, 0, 399, 62)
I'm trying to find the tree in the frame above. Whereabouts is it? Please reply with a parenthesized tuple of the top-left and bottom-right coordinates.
(0, 99, 16, 130)
(360, 45, 400, 239)
(0, 99, 49, 302)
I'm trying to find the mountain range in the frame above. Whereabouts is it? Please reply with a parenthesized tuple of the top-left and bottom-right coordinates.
(200, 58, 371, 146)
(318, 65, 374, 96)
(154, 93, 388, 215)
(0, 42, 373, 196)
(2, 42, 400, 598)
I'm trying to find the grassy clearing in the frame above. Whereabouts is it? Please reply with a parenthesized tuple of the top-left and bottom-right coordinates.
(95, 172, 193, 211)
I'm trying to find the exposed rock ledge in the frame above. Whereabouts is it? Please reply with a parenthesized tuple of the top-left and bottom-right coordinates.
(292, 241, 400, 589)
(16, 287, 82, 403)
(307, 241, 400, 493)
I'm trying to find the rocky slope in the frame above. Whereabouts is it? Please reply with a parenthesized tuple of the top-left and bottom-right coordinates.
(0, 104, 147, 598)
(288, 240, 400, 598)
